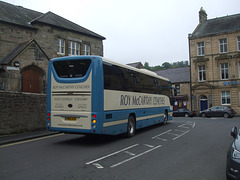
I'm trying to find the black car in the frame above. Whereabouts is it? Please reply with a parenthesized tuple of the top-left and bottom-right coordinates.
(199, 106, 236, 118)
(172, 108, 196, 118)
(226, 127, 240, 180)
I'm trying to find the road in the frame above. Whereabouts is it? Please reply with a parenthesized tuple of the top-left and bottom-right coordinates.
(0, 117, 239, 180)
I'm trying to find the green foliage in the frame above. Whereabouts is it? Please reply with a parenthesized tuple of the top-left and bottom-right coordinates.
(144, 61, 189, 71)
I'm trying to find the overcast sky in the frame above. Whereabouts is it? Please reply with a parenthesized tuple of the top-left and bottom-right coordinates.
(3, 0, 240, 66)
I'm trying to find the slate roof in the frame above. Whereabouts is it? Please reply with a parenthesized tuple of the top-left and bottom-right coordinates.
(155, 66, 190, 83)
(0, 39, 49, 65)
(0, 1, 41, 29)
(191, 13, 240, 38)
(0, 1, 105, 40)
(127, 62, 144, 69)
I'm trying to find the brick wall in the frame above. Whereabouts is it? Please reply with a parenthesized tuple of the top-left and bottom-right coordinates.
(0, 92, 46, 135)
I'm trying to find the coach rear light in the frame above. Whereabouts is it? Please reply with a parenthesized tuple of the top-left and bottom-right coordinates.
(47, 113, 51, 121)
(93, 119, 96, 124)
(92, 114, 96, 118)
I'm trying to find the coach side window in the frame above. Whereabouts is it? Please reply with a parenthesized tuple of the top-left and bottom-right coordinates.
(103, 64, 125, 91)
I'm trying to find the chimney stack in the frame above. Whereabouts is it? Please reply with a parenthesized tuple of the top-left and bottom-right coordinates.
(199, 7, 207, 23)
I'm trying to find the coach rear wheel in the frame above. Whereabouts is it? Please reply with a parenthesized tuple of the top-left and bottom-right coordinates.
(127, 116, 136, 138)
(163, 112, 168, 124)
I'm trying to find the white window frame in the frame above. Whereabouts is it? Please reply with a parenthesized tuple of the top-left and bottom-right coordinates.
(198, 65, 206, 82)
(219, 38, 227, 53)
(68, 41, 80, 56)
(221, 91, 231, 105)
(197, 42, 205, 56)
(220, 63, 229, 80)
(238, 37, 240, 52)
(57, 38, 65, 55)
(83, 44, 90, 55)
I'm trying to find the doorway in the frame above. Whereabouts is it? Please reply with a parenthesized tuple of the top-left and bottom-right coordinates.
(200, 95, 208, 111)
(22, 68, 41, 93)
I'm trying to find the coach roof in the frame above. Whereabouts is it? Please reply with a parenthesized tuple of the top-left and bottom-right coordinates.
(102, 57, 169, 82)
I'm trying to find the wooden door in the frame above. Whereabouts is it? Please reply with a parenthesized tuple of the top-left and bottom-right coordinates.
(22, 69, 40, 93)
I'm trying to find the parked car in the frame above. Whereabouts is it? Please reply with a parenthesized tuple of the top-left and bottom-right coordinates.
(172, 108, 197, 118)
(226, 127, 240, 180)
(199, 106, 236, 118)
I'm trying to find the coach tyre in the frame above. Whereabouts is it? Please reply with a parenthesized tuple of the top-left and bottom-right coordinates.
(127, 116, 136, 137)
(163, 111, 168, 124)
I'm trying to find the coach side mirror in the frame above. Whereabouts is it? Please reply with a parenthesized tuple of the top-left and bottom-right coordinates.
(231, 127, 238, 139)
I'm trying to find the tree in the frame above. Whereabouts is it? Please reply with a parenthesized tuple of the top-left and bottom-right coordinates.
(162, 62, 172, 69)
(144, 62, 150, 69)
(143, 60, 189, 71)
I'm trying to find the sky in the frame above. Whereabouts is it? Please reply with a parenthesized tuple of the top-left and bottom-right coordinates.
(2, 0, 240, 66)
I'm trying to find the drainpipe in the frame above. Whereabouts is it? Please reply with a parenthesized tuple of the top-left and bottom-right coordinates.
(188, 33, 193, 111)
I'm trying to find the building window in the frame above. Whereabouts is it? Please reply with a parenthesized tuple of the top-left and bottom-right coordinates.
(238, 37, 240, 51)
(175, 84, 180, 94)
(198, 65, 206, 81)
(57, 38, 65, 55)
(197, 42, 205, 56)
(221, 63, 229, 80)
(221, 91, 230, 105)
(68, 41, 80, 56)
(83, 44, 90, 55)
(219, 38, 227, 53)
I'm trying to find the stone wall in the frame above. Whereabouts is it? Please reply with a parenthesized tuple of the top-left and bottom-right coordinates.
(0, 92, 46, 135)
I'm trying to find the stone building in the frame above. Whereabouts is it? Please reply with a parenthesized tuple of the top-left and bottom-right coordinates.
(156, 67, 191, 111)
(189, 8, 240, 114)
(0, 1, 105, 93)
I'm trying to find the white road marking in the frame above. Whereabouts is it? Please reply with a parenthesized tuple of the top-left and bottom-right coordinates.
(172, 130, 190, 140)
(178, 121, 195, 128)
(87, 121, 196, 169)
(124, 151, 135, 156)
(152, 129, 172, 139)
(143, 144, 154, 148)
(156, 137, 167, 141)
(178, 124, 189, 128)
(93, 163, 104, 169)
(110, 145, 162, 168)
(86, 144, 139, 165)
(167, 132, 180, 136)
(174, 129, 188, 133)
(192, 121, 196, 128)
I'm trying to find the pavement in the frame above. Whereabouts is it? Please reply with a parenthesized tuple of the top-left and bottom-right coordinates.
(0, 130, 59, 146)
